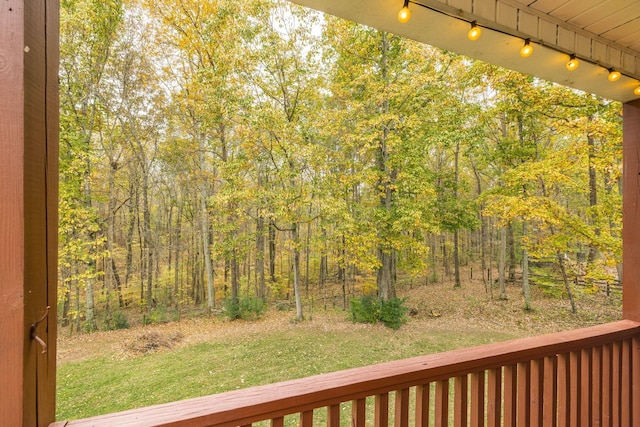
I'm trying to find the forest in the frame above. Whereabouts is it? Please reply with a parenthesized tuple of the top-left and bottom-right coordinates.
(58, 0, 623, 332)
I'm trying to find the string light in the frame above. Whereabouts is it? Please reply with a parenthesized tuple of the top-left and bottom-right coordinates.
(467, 21, 481, 41)
(390, 6, 638, 90)
(520, 39, 533, 58)
(607, 69, 621, 82)
(566, 55, 579, 71)
(397, 0, 411, 24)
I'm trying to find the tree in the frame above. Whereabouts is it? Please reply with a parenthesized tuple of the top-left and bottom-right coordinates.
(59, 0, 124, 330)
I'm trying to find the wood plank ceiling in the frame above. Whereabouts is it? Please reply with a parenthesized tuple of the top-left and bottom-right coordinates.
(290, 0, 640, 103)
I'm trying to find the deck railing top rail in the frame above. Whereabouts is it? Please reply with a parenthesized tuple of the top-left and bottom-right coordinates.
(51, 319, 640, 427)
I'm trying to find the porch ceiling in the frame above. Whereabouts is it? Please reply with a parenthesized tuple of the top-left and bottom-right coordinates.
(290, 0, 640, 103)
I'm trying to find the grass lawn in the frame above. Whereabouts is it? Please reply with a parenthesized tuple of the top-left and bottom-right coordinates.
(56, 315, 518, 421)
(56, 277, 622, 422)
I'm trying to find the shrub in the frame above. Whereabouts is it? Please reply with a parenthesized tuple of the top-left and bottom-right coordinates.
(223, 296, 266, 320)
(379, 297, 408, 330)
(350, 295, 408, 330)
(104, 311, 130, 330)
(143, 305, 170, 325)
(349, 294, 380, 324)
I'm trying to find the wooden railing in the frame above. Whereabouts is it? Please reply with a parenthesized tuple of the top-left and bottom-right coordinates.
(51, 320, 640, 427)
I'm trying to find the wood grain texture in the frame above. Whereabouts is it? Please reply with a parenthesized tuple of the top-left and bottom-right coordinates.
(590, 347, 602, 427)
(453, 376, 468, 427)
(486, 369, 501, 427)
(632, 337, 640, 426)
(469, 372, 484, 427)
(351, 399, 365, 427)
(0, 1, 26, 425)
(394, 389, 409, 427)
(542, 356, 557, 427)
(434, 380, 448, 427)
(414, 384, 430, 427)
(374, 393, 388, 427)
(516, 362, 530, 426)
(503, 365, 517, 426)
(2, 0, 58, 426)
(623, 100, 640, 322)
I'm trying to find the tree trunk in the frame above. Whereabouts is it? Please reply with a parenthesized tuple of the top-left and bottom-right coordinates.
(522, 221, 531, 310)
(453, 230, 461, 288)
(200, 187, 215, 309)
(268, 219, 277, 283)
(83, 158, 97, 331)
(173, 200, 182, 308)
(106, 161, 124, 308)
(256, 212, 266, 299)
(507, 222, 516, 282)
(498, 225, 507, 300)
(142, 168, 154, 309)
(305, 212, 311, 295)
(557, 251, 577, 314)
(375, 31, 397, 300)
(453, 142, 461, 288)
(124, 182, 137, 292)
(587, 131, 600, 263)
(292, 224, 303, 320)
(231, 248, 239, 303)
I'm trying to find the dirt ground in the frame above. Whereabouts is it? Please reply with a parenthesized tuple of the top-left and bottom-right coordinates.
(57, 267, 622, 365)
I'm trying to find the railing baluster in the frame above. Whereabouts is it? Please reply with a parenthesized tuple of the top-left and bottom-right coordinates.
(434, 379, 449, 427)
(470, 371, 484, 427)
(272, 416, 284, 427)
(415, 384, 430, 427)
(328, 404, 340, 427)
(352, 399, 366, 427)
(300, 411, 314, 427)
(517, 361, 530, 426)
(602, 343, 613, 427)
(632, 336, 640, 427)
(612, 341, 622, 427)
(503, 364, 517, 426)
(530, 359, 543, 425)
(454, 375, 468, 427)
(591, 346, 603, 427)
(621, 339, 631, 427)
(395, 388, 410, 427)
(557, 353, 569, 426)
(375, 392, 389, 427)
(487, 368, 501, 427)
(543, 356, 557, 427)
(569, 350, 580, 427)
(580, 348, 592, 423)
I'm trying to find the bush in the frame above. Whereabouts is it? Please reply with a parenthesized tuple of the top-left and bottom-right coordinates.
(349, 294, 380, 324)
(350, 295, 408, 330)
(379, 297, 408, 330)
(143, 305, 170, 325)
(104, 311, 130, 330)
(223, 296, 266, 320)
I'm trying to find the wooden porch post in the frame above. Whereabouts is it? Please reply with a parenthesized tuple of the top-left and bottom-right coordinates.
(0, 1, 59, 426)
(623, 100, 640, 322)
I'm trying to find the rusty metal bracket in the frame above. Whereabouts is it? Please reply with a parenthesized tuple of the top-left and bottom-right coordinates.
(30, 305, 50, 354)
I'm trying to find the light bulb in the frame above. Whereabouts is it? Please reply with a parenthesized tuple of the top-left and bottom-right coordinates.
(635, 86, 640, 96)
(468, 22, 481, 41)
(607, 69, 621, 82)
(397, 1, 410, 23)
(566, 55, 579, 71)
(520, 40, 533, 58)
